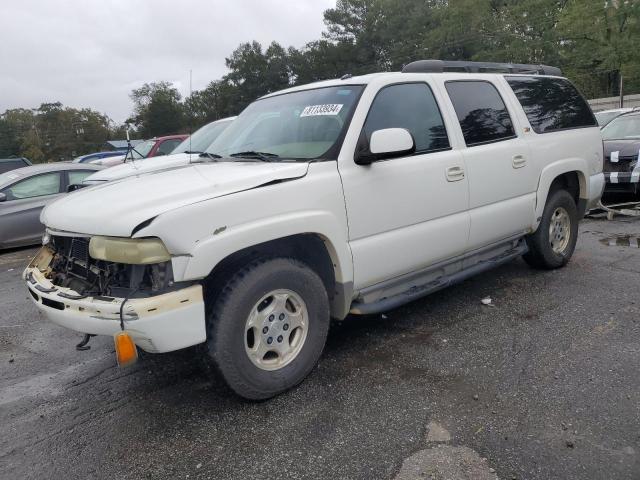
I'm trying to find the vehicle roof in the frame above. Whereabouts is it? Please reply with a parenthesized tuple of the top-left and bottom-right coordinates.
(212, 116, 236, 123)
(195, 117, 236, 129)
(260, 71, 566, 99)
(260, 73, 388, 98)
(596, 108, 634, 114)
(151, 134, 190, 141)
(610, 110, 640, 119)
(0, 162, 102, 188)
(0, 157, 30, 163)
(106, 139, 144, 149)
(78, 150, 119, 157)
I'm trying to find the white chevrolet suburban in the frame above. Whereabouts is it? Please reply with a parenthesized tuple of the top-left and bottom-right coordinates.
(24, 60, 604, 399)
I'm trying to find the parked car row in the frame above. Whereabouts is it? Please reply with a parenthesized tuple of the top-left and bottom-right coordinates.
(89, 134, 189, 167)
(82, 117, 235, 185)
(0, 163, 102, 248)
(0, 119, 236, 248)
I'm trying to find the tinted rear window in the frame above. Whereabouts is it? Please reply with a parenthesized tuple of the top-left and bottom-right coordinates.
(506, 76, 597, 133)
(445, 81, 516, 146)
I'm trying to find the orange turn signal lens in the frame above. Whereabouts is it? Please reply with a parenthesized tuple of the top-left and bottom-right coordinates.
(114, 331, 138, 367)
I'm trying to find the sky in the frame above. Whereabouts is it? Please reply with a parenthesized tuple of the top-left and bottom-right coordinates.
(0, 0, 335, 123)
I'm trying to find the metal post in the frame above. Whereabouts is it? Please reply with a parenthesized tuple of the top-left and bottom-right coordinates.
(619, 74, 624, 108)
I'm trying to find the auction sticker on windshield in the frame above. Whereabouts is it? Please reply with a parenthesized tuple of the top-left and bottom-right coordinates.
(300, 104, 343, 117)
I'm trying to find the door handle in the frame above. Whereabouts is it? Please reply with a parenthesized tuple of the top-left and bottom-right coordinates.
(446, 165, 465, 182)
(512, 154, 527, 168)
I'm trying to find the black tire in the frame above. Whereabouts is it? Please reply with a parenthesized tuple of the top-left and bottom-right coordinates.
(523, 188, 579, 270)
(205, 257, 330, 400)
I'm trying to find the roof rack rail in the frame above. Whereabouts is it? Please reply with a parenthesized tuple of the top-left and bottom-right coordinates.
(402, 60, 562, 76)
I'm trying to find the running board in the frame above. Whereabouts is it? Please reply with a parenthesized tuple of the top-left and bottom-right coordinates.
(350, 239, 528, 315)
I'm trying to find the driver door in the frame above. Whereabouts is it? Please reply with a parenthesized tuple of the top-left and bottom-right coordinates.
(338, 82, 470, 290)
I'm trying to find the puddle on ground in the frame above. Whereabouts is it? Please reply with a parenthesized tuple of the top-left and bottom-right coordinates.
(600, 235, 640, 248)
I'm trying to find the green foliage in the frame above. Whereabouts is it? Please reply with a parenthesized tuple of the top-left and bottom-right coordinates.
(0, 104, 112, 163)
(558, 0, 640, 97)
(178, 0, 639, 127)
(2, 0, 639, 162)
(129, 81, 185, 138)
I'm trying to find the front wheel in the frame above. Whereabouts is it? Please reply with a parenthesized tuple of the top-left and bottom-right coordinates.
(523, 189, 579, 269)
(205, 258, 330, 400)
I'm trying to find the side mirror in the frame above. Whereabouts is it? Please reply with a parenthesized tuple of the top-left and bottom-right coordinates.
(0, 192, 6, 203)
(355, 128, 415, 165)
(67, 184, 86, 193)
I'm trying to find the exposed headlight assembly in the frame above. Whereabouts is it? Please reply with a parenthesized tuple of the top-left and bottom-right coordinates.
(89, 236, 171, 264)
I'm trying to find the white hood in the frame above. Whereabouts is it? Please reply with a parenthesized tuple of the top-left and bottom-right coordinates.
(84, 153, 197, 183)
(42, 161, 309, 237)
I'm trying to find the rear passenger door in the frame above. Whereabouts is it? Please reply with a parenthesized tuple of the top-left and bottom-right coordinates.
(339, 81, 470, 290)
(444, 80, 536, 250)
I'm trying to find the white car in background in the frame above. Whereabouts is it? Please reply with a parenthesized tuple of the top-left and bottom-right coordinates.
(81, 117, 235, 186)
(594, 107, 638, 127)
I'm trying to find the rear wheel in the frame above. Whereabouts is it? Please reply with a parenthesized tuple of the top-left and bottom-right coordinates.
(205, 258, 330, 400)
(523, 189, 578, 269)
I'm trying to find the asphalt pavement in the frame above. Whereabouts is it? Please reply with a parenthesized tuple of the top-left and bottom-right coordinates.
(1, 216, 639, 480)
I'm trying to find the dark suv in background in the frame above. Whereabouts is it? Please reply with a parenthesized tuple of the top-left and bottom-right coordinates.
(0, 157, 32, 174)
(601, 110, 640, 196)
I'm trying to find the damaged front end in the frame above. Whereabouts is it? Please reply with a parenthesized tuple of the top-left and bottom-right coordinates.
(42, 235, 178, 299)
(24, 234, 207, 354)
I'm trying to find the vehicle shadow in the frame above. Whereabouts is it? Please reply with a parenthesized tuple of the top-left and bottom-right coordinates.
(106, 256, 540, 407)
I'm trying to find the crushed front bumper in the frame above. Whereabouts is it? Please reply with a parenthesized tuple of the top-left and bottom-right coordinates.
(24, 247, 207, 353)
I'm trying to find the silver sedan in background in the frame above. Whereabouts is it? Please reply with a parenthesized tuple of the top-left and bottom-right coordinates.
(0, 163, 102, 249)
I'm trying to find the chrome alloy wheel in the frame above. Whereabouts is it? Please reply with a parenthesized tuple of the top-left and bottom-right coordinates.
(549, 207, 571, 254)
(244, 289, 309, 371)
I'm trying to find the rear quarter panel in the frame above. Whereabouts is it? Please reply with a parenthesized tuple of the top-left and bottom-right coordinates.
(496, 76, 602, 227)
(527, 127, 602, 225)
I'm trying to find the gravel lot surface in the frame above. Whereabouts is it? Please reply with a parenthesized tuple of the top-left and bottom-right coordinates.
(1, 217, 639, 480)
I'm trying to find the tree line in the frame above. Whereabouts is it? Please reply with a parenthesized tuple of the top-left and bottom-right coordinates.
(1, 0, 638, 162)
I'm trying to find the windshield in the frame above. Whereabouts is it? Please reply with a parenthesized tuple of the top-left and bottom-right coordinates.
(128, 140, 155, 159)
(173, 120, 233, 154)
(595, 111, 623, 127)
(204, 85, 364, 160)
(601, 114, 640, 140)
(0, 170, 24, 186)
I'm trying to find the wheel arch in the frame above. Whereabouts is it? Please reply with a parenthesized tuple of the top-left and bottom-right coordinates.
(535, 160, 589, 226)
(200, 233, 353, 320)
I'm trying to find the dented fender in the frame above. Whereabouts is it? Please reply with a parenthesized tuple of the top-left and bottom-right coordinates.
(134, 162, 354, 286)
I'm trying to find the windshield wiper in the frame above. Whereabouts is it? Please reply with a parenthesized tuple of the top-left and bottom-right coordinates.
(183, 150, 203, 154)
(195, 152, 223, 162)
(229, 151, 280, 162)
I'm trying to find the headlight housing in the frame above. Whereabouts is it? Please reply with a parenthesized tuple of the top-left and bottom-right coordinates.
(89, 236, 171, 264)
